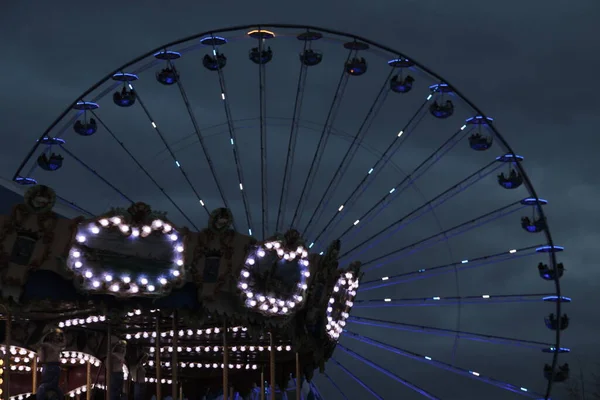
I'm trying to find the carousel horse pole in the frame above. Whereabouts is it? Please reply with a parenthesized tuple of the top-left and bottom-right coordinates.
(105, 325, 111, 400)
(269, 333, 275, 400)
(109, 338, 127, 400)
(86, 358, 91, 400)
(154, 317, 161, 400)
(171, 311, 178, 400)
(1, 306, 11, 400)
(32, 355, 38, 394)
(295, 353, 301, 400)
(223, 321, 228, 400)
(260, 368, 265, 400)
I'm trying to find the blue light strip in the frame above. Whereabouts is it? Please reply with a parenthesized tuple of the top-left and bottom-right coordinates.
(359, 245, 540, 291)
(347, 316, 555, 350)
(337, 345, 441, 399)
(342, 331, 547, 398)
(353, 293, 556, 308)
(329, 357, 384, 399)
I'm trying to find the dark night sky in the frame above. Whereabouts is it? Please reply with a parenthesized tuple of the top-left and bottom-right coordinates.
(1, 1, 599, 399)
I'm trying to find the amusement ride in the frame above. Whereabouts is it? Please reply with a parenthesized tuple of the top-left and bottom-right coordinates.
(0, 24, 569, 399)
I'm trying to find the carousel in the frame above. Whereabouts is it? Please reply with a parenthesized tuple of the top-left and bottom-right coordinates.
(0, 185, 361, 400)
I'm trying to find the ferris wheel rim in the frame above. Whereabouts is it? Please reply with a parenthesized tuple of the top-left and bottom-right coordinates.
(10, 23, 564, 399)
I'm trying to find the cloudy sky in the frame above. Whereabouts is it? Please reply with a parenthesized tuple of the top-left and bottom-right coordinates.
(0, 1, 598, 399)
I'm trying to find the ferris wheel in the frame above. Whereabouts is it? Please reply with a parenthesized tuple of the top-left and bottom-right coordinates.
(10, 24, 569, 400)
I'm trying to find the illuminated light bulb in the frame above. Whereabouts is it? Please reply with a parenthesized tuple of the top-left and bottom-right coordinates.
(242, 270, 250, 278)
(169, 234, 178, 241)
(91, 226, 100, 234)
(110, 284, 119, 292)
(111, 217, 122, 225)
(122, 276, 131, 283)
(159, 278, 167, 285)
(92, 281, 100, 288)
(176, 259, 184, 266)
(171, 269, 180, 277)
(76, 235, 86, 243)
(265, 243, 273, 249)
(99, 219, 109, 226)
(246, 258, 255, 266)
(163, 224, 172, 233)
(283, 253, 289, 260)
(120, 225, 130, 233)
(72, 250, 81, 258)
(131, 228, 140, 237)
(147, 285, 155, 292)
(274, 242, 281, 249)
(142, 226, 151, 234)
(257, 249, 265, 257)
(241, 283, 248, 290)
(277, 249, 284, 256)
(140, 278, 148, 285)
(74, 261, 82, 269)
(104, 274, 113, 282)
(176, 245, 184, 253)
(152, 220, 163, 229)
(282, 307, 288, 313)
(303, 271, 310, 278)
(84, 271, 93, 278)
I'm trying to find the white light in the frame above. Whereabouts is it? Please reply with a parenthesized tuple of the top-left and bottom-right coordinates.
(110, 284, 119, 292)
(509, 249, 517, 253)
(151, 122, 157, 128)
(353, 220, 360, 225)
(482, 295, 490, 299)
(76, 235, 86, 243)
(461, 259, 468, 264)
(381, 276, 389, 281)
(99, 219, 109, 226)
(221, 93, 225, 100)
(147, 285, 155, 292)
(104, 274, 113, 282)
(84, 271, 93, 278)
(384, 298, 391, 302)
(397, 130, 404, 137)
(338, 205, 344, 211)
(122, 276, 131, 283)
(90, 226, 100, 234)
(170, 234, 178, 241)
(92, 281, 100, 288)
(140, 278, 148, 285)
(74, 261, 82, 269)
(159, 278, 167, 285)
(368, 168, 374, 174)
(199, 199, 205, 206)
(239, 183, 243, 190)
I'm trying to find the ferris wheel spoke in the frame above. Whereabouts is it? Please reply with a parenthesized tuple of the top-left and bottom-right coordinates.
(336, 345, 441, 399)
(354, 200, 527, 272)
(353, 293, 558, 308)
(55, 195, 95, 217)
(347, 316, 557, 350)
(306, 90, 434, 249)
(208, 38, 255, 236)
(58, 145, 134, 205)
(169, 64, 234, 223)
(329, 357, 384, 399)
(301, 69, 394, 239)
(360, 244, 542, 291)
(275, 42, 309, 233)
(339, 162, 510, 266)
(88, 110, 199, 228)
(257, 36, 269, 239)
(290, 50, 353, 229)
(334, 127, 479, 249)
(342, 331, 546, 398)
(130, 86, 211, 221)
(319, 371, 349, 400)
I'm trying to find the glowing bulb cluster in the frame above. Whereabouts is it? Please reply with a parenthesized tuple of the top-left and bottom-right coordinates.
(147, 360, 258, 370)
(58, 315, 106, 328)
(60, 351, 101, 367)
(326, 271, 359, 340)
(0, 345, 36, 371)
(68, 217, 185, 294)
(125, 326, 247, 340)
(66, 384, 106, 398)
(150, 344, 292, 354)
(239, 241, 310, 315)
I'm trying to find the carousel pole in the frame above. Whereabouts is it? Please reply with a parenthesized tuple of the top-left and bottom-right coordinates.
(105, 324, 112, 400)
(154, 317, 161, 400)
(32, 354, 38, 393)
(260, 367, 265, 400)
(86, 359, 92, 400)
(269, 333, 275, 400)
(222, 322, 228, 400)
(295, 353, 301, 400)
(2, 308, 11, 400)
(171, 311, 178, 400)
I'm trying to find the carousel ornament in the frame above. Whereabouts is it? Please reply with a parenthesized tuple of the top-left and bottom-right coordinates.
(109, 340, 127, 400)
(24, 185, 56, 214)
(208, 208, 234, 233)
(36, 327, 66, 400)
(131, 352, 148, 400)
